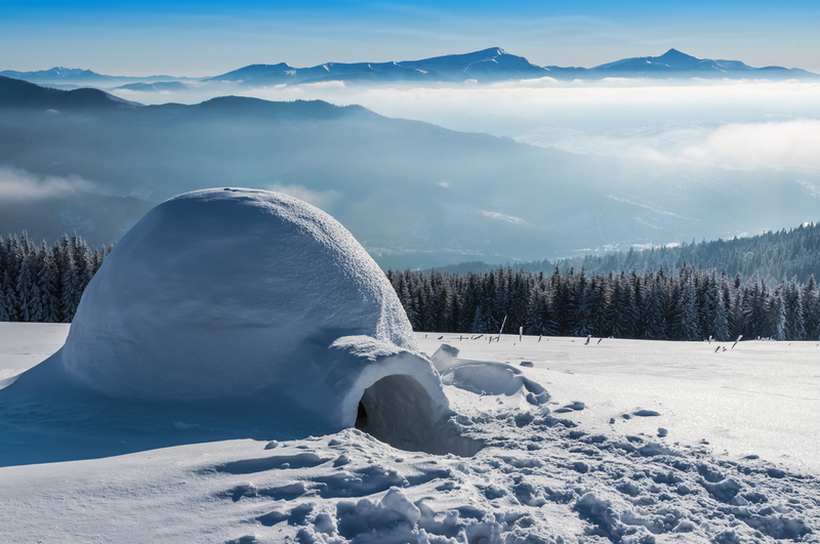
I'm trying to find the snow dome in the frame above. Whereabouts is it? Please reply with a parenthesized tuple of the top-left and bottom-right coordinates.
(58, 188, 471, 454)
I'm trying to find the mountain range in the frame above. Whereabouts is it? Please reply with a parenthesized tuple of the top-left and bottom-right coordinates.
(2, 75, 819, 269)
(2, 48, 816, 90)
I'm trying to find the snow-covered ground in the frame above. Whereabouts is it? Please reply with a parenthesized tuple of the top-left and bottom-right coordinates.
(418, 333, 820, 474)
(2, 324, 818, 543)
(0, 322, 69, 382)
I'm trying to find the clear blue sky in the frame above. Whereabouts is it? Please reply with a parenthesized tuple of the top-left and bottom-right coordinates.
(2, 0, 819, 76)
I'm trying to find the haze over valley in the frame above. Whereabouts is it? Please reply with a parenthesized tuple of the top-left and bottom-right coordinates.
(2, 48, 820, 269)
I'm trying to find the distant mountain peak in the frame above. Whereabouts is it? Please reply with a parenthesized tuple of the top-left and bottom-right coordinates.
(657, 48, 695, 60)
(207, 47, 548, 85)
(4, 47, 817, 89)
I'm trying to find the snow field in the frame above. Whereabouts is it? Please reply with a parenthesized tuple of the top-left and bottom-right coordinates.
(2, 326, 820, 543)
(417, 334, 820, 473)
(0, 322, 68, 383)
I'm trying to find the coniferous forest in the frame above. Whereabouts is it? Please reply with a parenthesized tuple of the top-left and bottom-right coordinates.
(0, 232, 111, 323)
(386, 266, 820, 341)
(2, 230, 820, 341)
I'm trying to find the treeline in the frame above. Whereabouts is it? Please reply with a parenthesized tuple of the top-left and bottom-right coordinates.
(547, 222, 820, 284)
(4, 230, 820, 342)
(0, 232, 112, 322)
(386, 265, 820, 341)
(437, 222, 820, 285)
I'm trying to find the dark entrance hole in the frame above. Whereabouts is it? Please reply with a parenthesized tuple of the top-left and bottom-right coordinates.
(354, 374, 482, 457)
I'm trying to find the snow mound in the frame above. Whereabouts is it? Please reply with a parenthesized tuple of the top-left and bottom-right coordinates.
(432, 344, 550, 406)
(49, 188, 471, 452)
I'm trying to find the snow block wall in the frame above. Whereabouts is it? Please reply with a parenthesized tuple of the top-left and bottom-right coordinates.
(56, 188, 473, 453)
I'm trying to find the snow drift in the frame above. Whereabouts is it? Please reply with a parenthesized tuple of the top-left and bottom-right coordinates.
(15, 188, 478, 454)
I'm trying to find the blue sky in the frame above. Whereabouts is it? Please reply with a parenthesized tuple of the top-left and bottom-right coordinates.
(2, 0, 819, 76)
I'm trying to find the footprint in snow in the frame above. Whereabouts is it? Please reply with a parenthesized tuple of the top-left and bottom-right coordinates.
(554, 401, 585, 413)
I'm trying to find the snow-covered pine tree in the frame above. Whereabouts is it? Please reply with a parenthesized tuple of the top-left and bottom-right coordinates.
(2, 235, 22, 320)
(59, 235, 80, 322)
(802, 276, 820, 340)
(641, 273, 667, 340)
(783, 280, 805, 340)
(37, 242, 61, 323)
(677, 275, 702, 341)
(768, 286, 787, 341)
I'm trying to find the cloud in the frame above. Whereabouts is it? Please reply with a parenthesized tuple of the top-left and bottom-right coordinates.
(0, 168, 95, 201)
(299, 80, 346, 90)
(796, 180, 820, 199)
(265, 183, 342, 211)
(688, 119, 820, 170)
(111, 78, 820, 172)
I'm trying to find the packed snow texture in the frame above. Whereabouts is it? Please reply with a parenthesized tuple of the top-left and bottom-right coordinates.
(0, 327, 820, 544)
(9, 189, 469, 449)
(2, 327, 820, 543)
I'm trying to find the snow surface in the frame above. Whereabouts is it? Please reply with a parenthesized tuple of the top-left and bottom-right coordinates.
(429, 335, 820, 474)
(2, 326, 820, 543)
(0, 322, 68, 384)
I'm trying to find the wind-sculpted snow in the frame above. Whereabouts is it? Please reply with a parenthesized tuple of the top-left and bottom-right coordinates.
(433, 344, 550, 406)
(194, 340, 820, 544)
(201, 422, 818, 544)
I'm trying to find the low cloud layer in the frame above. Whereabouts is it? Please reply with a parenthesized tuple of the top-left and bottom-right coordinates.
(687, 119, 820, 170)
(0, 168, 95, 201)
(111, 78, 820, 173)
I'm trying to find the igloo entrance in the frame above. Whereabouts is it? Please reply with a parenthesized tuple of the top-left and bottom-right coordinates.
(354, 374, 483, 457)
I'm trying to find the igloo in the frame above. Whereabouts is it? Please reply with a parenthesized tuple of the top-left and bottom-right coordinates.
(52, 188, 478, 455)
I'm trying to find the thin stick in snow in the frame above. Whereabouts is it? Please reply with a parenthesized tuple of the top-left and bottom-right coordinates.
(732, 335, 743, 350)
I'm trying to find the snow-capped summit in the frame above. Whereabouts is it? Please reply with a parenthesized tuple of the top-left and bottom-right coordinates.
(584, 48, 818, 78)
(594, 48, 736, 73)
(208, 47, 549, 84)
(399, 46, 548, 80)
(207, 62, 298, 83)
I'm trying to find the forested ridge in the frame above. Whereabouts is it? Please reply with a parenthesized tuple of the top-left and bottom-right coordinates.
(439, 222, 820, 284)
(3, 230, 820, 342)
